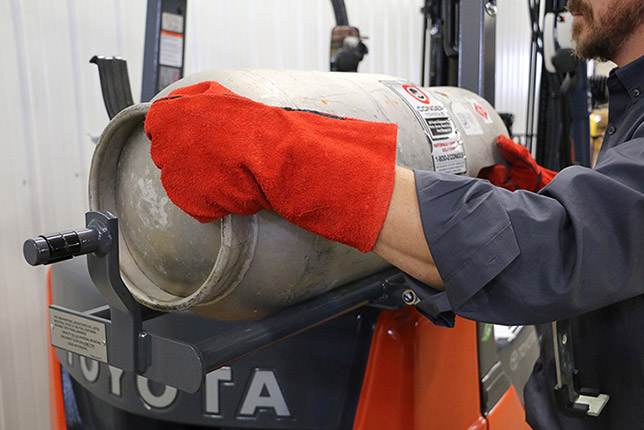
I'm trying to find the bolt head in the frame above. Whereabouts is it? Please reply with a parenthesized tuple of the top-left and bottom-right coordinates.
(402, 289, 417, 305)
(485, 2, 497, 17)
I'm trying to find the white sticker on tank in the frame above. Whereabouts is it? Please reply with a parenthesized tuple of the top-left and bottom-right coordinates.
(382, 81, 466, 175)
(451, 101, 484, 135)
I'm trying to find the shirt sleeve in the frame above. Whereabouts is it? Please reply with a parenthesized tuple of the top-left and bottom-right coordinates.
(411, 138, 644, 326)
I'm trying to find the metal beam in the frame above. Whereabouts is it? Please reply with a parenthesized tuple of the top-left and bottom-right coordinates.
(141, 0, 187, 102)
(459, 0, 497, 105)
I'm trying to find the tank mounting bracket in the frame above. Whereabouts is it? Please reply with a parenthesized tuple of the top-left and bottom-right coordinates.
(26, 211, 411, 393)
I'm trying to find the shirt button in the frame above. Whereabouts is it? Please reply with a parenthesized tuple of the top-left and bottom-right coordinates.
(607, 125, 616, 135)
(634, 89, 641, 97)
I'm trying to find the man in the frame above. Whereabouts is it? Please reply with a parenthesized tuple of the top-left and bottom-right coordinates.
(144, 0, 644, 427)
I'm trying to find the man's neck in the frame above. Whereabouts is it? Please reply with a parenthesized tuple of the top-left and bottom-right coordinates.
(612, 27, 644, 67)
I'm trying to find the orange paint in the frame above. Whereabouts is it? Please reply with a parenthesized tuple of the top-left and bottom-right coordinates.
(486, 386, 533, 430)
(321, 100, 328, 105)
(354, 308, 482, 429)
(160, 30, 183, 38)
(47, 268, 67, 430)
(468, 416, 489, 430)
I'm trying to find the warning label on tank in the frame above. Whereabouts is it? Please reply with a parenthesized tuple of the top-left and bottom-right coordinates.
(50, 308, 107, 363)
(426, 117, 454, 138)
(451, 101, 484, 135)
(382, 81, 466, 174)
(469, 99, 494, 124)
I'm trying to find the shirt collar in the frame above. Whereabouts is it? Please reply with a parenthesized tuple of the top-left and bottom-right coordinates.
(612, 54, 644, 103)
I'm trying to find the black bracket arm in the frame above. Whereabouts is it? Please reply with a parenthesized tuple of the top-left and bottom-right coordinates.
(90, 55, 135, 119)
(26, 211, 202, 391)
(25, 211, 413, 394)
(553, 319, 609, 417)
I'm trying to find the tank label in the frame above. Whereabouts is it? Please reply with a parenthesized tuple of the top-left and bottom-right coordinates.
(469, 99, 494, 124)
(452, 101, 484, 135)
(50, 307, 107, 363)
(382, 81, 466, 175)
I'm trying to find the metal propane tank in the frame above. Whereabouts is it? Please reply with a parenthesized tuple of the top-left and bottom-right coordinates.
(89, 69, 507, 320)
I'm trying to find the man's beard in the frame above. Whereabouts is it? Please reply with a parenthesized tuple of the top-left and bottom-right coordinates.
(568, 0, 644, 62)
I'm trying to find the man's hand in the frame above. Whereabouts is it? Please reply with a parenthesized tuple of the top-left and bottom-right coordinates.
(144, 81, 399, 252)
(478, 135, 556, 192)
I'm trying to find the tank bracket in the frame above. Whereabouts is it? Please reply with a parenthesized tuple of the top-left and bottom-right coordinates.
(27, 211, 411, 394)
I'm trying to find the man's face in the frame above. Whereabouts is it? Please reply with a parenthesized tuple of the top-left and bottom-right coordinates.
(567, 0, 644, 62)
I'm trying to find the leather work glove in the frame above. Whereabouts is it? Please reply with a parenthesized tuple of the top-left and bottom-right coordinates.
(478, 135, 556, 192)
(144, 81, 398, 252)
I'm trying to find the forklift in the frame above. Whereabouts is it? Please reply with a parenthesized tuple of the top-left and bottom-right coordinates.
(26, 1, 546, 428)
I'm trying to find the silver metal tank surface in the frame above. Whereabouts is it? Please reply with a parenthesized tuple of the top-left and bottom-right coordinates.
(89, 70, 507, 320)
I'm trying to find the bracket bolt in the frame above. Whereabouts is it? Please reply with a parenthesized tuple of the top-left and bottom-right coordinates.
(402, 289, 419, 305)
(485, 1, 497, 17)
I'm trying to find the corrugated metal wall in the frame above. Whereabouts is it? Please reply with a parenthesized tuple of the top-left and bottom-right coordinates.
(1, 1, 148, 428)
(495, 0, 535, 139)
(183, 0, 424, 80)
(0, 1, 531, 428)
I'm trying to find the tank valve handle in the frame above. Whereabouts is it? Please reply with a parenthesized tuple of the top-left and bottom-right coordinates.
(23, 225, 110, 266)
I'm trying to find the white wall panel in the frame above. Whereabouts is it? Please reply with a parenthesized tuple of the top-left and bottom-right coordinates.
(184, 0, 424, 81)
(495, 0, 535, 140)
(0, 1, 146, 428)
(0, 1, 531, 428)
(184, 0, 336, 72)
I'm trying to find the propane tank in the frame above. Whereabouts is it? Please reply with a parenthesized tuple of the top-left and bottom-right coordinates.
(89, 70, 507, 320)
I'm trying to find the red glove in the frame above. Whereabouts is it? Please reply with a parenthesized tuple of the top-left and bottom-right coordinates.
(144, 81, 398, 252)
(478, 135, 556, 192)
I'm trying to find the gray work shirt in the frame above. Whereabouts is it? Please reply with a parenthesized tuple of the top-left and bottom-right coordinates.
(410, 54, 644, 429)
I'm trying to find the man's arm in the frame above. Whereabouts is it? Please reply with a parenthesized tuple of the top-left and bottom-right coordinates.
(372, 166, 444, 289)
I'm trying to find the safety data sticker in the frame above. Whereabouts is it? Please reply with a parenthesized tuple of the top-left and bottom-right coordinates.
(159, 12, 184, 68)
(160, 31, 183, 68)
(50, 308, 107, 363)
(451, 101, 484, 136)
(383, 81, 466, 174)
